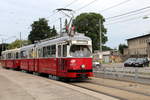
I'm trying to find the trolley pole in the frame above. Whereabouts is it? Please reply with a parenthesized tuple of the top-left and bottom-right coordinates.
(60, 18, 62, 34)
(99, 18, 102, 52)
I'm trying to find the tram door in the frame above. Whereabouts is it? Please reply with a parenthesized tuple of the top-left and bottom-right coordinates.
(57, 44, 67, 76)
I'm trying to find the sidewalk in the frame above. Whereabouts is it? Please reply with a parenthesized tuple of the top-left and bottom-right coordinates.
(0, 67, 118, 100)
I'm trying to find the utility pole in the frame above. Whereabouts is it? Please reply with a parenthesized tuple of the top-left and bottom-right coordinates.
(60, 18, 62, 34)
(20, 32, 22, 47)
(1, 38, 4, 51)
(99, 18, 102, 52)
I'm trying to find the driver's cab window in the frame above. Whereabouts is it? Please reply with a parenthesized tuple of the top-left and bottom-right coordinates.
(63, 45, 67, 57)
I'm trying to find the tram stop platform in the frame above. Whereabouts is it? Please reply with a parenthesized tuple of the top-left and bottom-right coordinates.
(0, 67, 118, 100)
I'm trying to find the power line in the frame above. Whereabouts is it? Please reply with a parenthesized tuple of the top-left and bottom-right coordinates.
(75, 0, 98, 11)
(106, 9, 150, 22)
(106, 6, 150, 20)
(99, 0, 131, 12)
(105, 13, 150, 25)
(64, 0, 79, 8)
(49, 0, 98, 25)
(46, 0, 78, 19)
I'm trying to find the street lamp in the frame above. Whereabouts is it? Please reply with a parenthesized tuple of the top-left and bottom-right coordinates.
(99, 18, 102, 52)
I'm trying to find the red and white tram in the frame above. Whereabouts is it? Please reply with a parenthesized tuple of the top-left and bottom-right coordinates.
(1, 33, 93, 80)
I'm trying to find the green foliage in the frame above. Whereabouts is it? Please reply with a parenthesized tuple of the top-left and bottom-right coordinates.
(7, 40, 31, 49)
(73, 13, 108, 51)
(102, 46, 112, 51)
(118, 44, 128, 54)
(0, 43, 9, 56)
(28, 18, 57, 43)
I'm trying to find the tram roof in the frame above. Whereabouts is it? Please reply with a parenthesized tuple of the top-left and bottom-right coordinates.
(2, 48, 20, 53)
(37, 33, 91, 46)
(20, 44, 35, 50)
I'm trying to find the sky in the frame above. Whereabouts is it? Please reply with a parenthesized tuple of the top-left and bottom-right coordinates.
(0, 0, 150, 49)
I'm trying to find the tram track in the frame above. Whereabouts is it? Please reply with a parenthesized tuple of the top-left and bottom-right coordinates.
(69, 82, 125, 100)
(68, 78, 150, 100)
(85, 80, 150, 97)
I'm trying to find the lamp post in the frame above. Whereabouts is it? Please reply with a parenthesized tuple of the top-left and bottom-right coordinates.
(99, 18, 102, 52)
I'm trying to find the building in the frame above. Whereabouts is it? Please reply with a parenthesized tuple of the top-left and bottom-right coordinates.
(93, 50, 122, 63)
(124, 34, 150, 58)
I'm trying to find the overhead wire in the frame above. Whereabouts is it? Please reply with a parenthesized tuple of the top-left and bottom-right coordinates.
(47, 0, 79, 19)
(105, 13, 150, 25)
(106, 8, 150, 22)
(75, 0, 98, 11)
(49, 0, 98, 25)
(64, 0, 79, 8)
(99, 0, 131, 12)
(106, 6, 150, 20)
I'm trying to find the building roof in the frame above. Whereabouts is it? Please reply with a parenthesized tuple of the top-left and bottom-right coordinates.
(127, 34, 150, 41)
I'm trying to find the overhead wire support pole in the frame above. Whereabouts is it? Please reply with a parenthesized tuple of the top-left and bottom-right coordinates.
(60, 18, 62, 34)
(1, 38, 4, 51)
(20, 32, 22, 47)
(99, 18, 102, 52)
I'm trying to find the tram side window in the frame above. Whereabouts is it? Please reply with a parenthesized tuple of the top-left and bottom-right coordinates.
(7, 53, 12, 59)
(51, 45, 56, 57)
(38, 48, 43, 57)
(15, 52, 19, 59)
(29, 49, 36, 58)
(58, 45, 61, 57)
(47, 46, 51, 57)
(21, 51, 27, 59)
(43, 47, 47, 57)
(2, 54, 5, 59)
(63, 45, 67, 57)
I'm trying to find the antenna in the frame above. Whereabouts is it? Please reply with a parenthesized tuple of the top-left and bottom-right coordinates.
(56, 8, 75, 37)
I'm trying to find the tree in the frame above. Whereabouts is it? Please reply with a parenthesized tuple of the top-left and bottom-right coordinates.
(118, 44, 128, 54)
(51, 26, 57, 37)
(28, 18, 57, 43)
(7, 40, 31, 49)
(0, 43, 9, 56)
(73, 13, 107, 51)
(102, 46, 112, 51)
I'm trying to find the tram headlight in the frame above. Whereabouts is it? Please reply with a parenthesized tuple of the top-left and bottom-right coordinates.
(81, 64, 85, 69)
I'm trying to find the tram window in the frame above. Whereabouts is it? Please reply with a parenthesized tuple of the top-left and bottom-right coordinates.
(21, 51, 27, 59)
(58, 45, 61, 57)
(38, 48, 42, 57)
(47, 46, 51, 57)
(16, 52, 19, 59)
(29, 49, 32, 58)
(51, 45, 56, 57)
(43, 47, 47, 57)
(63, 45, 67, 57)
(8, 53, 12, 59)
(70, 45, 91, 57)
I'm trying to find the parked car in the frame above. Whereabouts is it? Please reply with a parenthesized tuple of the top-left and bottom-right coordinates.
(124, 58, 137, 67)
(93, 61, 101, 68)
(134, 58, 149, 67)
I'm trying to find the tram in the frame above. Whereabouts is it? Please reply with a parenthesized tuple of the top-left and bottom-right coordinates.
(1, 33, 93, 80)
(0, 8, 93, 80)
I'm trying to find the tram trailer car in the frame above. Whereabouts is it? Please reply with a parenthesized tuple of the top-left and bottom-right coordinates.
(1, 33, 93, 79)
(1, 48, 21, 69)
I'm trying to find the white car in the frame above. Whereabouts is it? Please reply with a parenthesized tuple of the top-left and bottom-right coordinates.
(93, 61, 101, 68)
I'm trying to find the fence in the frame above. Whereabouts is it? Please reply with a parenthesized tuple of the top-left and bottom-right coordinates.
(93, 66, 150, 84)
